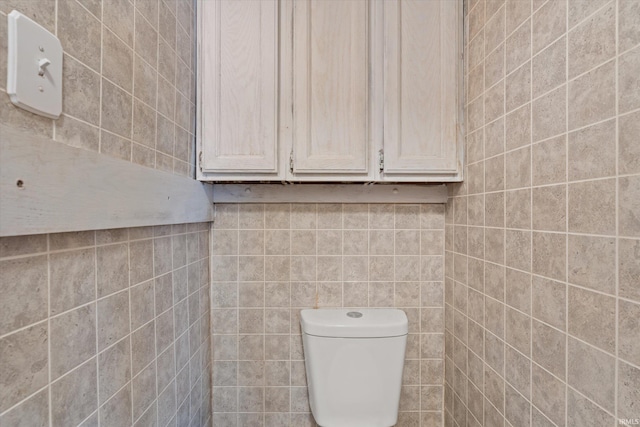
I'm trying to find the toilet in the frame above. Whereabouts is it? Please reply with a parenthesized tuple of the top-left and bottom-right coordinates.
(300, 308, 408, 427)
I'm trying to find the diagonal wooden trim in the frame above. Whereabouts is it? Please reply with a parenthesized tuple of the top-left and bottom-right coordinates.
(212, 183, 447, 204)
(0, 125, 214, 237)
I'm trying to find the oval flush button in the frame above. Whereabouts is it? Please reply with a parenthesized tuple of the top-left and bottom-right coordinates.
(346, 311, 363, 318)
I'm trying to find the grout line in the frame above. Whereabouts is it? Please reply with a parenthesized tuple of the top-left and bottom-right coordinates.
(528, 0, 534, 424)
(46, 232, 52, 427)
(564, 0, 570, 422)
(236, 205, 240, 426)
(94, 195, 101, 426)
(97, 0, 104, 156)
(614, 0, 620, 423)
(127, 228, 135, 426)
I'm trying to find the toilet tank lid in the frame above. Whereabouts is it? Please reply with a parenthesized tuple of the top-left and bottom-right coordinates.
(300, 309, 408, 338)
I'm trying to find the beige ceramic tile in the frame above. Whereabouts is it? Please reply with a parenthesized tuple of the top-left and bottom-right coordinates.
(618, 45, 640, 114)
(505, 230, 531, 272)
(50, 304, 96, 379)
(0, 388, 48, 427)
(568, 178, 616, 235)
(0, 323, 48, 412)
(506, 0, 530, 33)
(131, 361, 156, 420)
(50, 249, 96, 314)
(103, 0, 134, 46)
(570, 5, 615, 78)
(0, 255, 48, 336)
(484, 155, 505, 192)
(468, 0, 485, 40)
(506, 18, 531, 74)
(98, 337, 131, 404)
(531, 364, 565, 426)
(532, 185, 566, 232)
(505, 103, 531, 150)
(486, 80, 506, 123)
(568, 61, 616, 130)
(317, 230, 341, 255)
(532, 232, 566, 281)
(505, 146, 531, 190)
(486, 44, 506, 90)
(619, 176, 640, 238)
(619, 300, 640, 366)
(484, 5, 506, 54)
(618, 361, 640, 420)
(532, 36, 566, 97)
(101, 79, 133, 138)
(468, 62, 485, 103)
(532, 276, 566, 330)
(290, 204, 317, 229)
(619, 111, 640, 175)
(532, 0, 566, 54)
(568, 286, 616, 353)
(568, 119, 616, 181)
(505, 189, 530, 230)
(61, 54, 101, 125)
(619, 0, 640, 51)
(532, 320, 566, 377)
(568, 235, 616, 294)
(485, 192, 505, 228)
(133, 54, 157, 107)
(567, 337, 615, 412)
(103, 27, 133, 92)
(567, 387, 613, 426)
(57, 0, 101, 71)
(505, 346, 531, 399)
(51, 359, 98, 427)
(619, 238, 640, 303)
(55, 115, 99, 152)
(532, 85, 566, 142)
(135, 11, 158, 67)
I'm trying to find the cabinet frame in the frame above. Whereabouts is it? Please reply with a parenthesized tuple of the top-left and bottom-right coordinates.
(196, 0, 286, 181)
(197, 0, 464, 183)
(379, 0, 462, 181)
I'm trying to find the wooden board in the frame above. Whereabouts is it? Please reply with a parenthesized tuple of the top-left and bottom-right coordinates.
(291, 0, 372, 177)
(198, 0, 280, 176)
(382, 0, 460, 176)
(0, 125, 214, 237)
(212, 183, 447, 204)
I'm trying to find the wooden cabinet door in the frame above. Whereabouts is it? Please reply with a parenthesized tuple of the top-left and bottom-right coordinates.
(200, 0, 280, 177)
(382, 0, 460, 179)
(290, 0, 373, 179)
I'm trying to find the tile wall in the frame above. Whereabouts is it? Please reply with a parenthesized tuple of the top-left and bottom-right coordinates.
(445, 0, 640, 426)
(0, 224, 211, 426)
(211, 203, 447, 426)
(0, 0, 196, 177)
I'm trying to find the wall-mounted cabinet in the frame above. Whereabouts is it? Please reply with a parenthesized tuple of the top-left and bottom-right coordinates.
(197, 0, 462, 183)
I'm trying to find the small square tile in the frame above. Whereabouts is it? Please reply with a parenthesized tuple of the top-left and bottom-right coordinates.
(51, 359, 98, 427)
(0, 323, 48, 412)
(568, 337, 615, 412)
(51, 305, 96, 379)
(568, 179, 616, 235)
(568, 286, 616, 353)
(0, 256, 48, 336)
(619, 175, 640, 237)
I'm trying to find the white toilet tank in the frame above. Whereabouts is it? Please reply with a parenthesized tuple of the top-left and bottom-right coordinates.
(300, 308, 408, 427)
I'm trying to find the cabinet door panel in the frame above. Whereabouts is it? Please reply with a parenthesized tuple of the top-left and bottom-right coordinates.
(201, 0, 279, 174)
(384, 0, 458, 174)
(292, 0, 370, 175)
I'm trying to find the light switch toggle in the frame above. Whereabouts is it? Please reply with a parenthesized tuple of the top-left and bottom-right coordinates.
(6, 10, 63, 119)
(38, 58, 51, 76)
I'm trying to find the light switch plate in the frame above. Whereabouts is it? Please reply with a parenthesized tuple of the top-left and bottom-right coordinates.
(7, 10, 63, 119)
